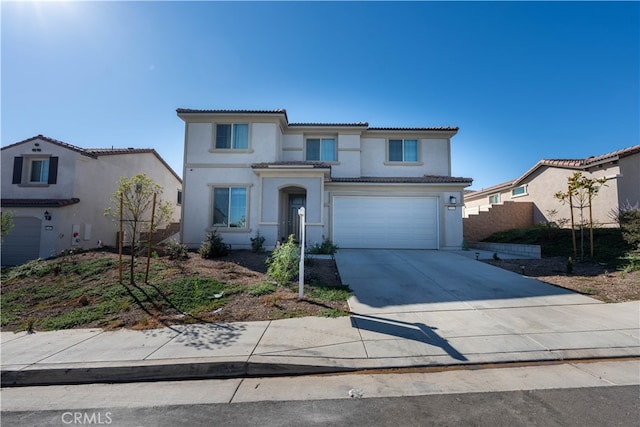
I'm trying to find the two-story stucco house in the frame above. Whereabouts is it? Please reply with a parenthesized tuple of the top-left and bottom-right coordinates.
(1, 135, 182, 266)
(177, 109, 472, 251)
(463, 145, 640, 242)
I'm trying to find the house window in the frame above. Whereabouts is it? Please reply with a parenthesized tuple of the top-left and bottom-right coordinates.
(215, 124, 249, 149)
(177, 190, 183, 205)
(306, 138, 336, 161)
(29, 159, 50, 183)
(489, 194, 500, 204)
(213, 187, 247, 228)
(12, 156, 59, 185)
(511, 185, 527, 197)
(388, 139, 418, 162)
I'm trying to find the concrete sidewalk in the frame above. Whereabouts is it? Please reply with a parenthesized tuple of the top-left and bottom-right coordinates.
(2, 301, 638, 387)
(1, 250, 639, 387)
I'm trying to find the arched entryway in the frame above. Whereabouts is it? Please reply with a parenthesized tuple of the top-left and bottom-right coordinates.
(279, 186, 306, 243)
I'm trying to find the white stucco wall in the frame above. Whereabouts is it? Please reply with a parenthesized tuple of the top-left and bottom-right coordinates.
(1, 138, 80, 200)
(2, 140, 182, 261)
(179, 112, 465, 251)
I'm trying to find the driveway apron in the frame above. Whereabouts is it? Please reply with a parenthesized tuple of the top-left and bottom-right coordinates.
(334, 249, 601, 315)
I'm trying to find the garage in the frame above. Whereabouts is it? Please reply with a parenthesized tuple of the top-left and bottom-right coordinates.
(1, 217, 42, 266)
(332, 196, 438, 249)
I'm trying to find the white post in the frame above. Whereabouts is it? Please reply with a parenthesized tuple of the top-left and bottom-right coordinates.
(298, 206, 305, 300)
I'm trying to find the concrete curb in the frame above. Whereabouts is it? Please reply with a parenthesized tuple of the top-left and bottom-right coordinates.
(0, 360, 355, 388)
(3, 345, 638, 388)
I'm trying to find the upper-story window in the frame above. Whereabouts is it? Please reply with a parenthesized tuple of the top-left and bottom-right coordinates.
(306, 138, 336, 161)
(511, 185, 527, 197)
(12, 156, 58, 186)
(388, 139, 418, 162)
(215, 124, 249, 150)
(489, 193, 500, 204)
(29, 159, 50, 183)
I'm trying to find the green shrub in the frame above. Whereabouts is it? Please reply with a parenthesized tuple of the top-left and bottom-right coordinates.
(250, 230, 266, 253)
(309, 284, 352, 302)
(266, 235, 299, 285)
(247, 283, 277, 296)
(165, 239, 189, 261)
(199, 230, 230, 259)
(618, 205, 640, 249)
(308, 236, 339, 255)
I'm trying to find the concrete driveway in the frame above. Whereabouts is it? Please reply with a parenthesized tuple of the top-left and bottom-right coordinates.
(334, 249, 600, 315)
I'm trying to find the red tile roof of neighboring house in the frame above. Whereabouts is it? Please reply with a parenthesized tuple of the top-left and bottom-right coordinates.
(251, 161, 332, 169)
(2, 135, 97, 158)
(514, 144, 640, 186)
(466, 144, 640, 197)
(332, 175, 473, 184)
(1, 198, 81, 208)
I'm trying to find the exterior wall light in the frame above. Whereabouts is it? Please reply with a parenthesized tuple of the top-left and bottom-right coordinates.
(44, 210, 52, 221)
(449, 196, 457, 204)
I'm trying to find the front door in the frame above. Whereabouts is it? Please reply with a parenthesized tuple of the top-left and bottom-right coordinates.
(287, 194, 306, 242)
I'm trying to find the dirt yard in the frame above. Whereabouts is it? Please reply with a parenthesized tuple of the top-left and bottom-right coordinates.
(484, 257, 639, 303)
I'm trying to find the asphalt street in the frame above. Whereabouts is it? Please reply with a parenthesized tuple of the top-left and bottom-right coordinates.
(3, 385, 638, 427)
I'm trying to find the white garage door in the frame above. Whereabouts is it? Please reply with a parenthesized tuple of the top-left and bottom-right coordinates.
(1, 217, 42, 266)
(332, 196, 438, 249)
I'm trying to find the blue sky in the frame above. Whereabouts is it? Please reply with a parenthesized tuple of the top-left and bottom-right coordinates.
(2, 1, 638, 190)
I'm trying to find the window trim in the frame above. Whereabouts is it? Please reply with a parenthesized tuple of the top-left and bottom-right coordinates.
(209, 185, 250, 231)
(511, 185, 528, 198)
(385, 138, 422, 164)
(305, 136, 337, 162)
(211, 123, 252, 152)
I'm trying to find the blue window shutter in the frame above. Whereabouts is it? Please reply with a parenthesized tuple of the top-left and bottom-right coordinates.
(12, 157, 23, 184)
(48, 157, 59, 184)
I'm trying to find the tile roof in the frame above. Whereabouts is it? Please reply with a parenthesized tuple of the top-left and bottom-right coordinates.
(514, 144, 640, 186)
(177, 108, 289, 123)
(539, 144, 640, 169)
(368, 127, 460, 132)
(251, 161, 332, 169)
(2, 135, 97, 158)
(289, 122, 369, 127)
(1, 198, 81, 208)
(176, 108, 457, 132)
(332, 175, 473, 184)
(86, 148, 156, 155)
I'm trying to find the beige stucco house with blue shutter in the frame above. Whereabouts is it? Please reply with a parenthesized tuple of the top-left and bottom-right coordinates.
(177, 108, 472, 251)
(1, 135, 182, 266)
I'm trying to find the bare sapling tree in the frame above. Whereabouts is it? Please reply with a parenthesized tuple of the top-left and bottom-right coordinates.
(554, 172, 607, 259)
(105, 173, 173, 284)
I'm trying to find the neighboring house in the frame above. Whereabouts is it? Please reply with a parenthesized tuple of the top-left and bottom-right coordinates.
(177, 108, 472, 251)
(463, 145, 640, 241)
(1, 135, 182, 266)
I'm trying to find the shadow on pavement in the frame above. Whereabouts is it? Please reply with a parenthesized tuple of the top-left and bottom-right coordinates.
(351, 313, 467, 361)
